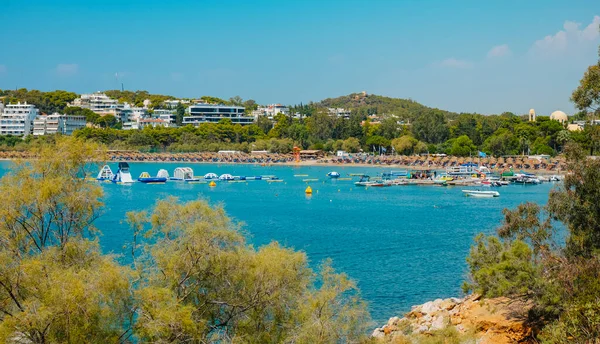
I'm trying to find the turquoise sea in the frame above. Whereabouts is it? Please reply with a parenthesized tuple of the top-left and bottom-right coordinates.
(0, 161, 555, 324)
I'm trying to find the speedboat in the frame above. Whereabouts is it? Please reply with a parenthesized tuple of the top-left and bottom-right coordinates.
(96, 165, 114, 181)
(138, 171, 167, 184)
(327, 171, 341, 179)
(462, 189, 500, 198)
(354, 175, 392, 187)
(354, 175, 372, 186)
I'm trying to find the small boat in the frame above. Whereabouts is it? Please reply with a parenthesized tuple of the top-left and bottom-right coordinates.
(327, 171, 341, 179)
(204, 173, 218, 180)
(112, 162, 134, 184)
(462, 190, 500, 198)
(138, 171, 167, 184)
(97, 165, 114, 181)
(433, 175, 452, 185)
(354, 175, 392, 187)
(219, 174, 234, 181)
(354, 175, 372, 186)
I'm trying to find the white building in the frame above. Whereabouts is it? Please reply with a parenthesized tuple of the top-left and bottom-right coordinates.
(184, 104, 253, 126)
(252, 104, 289, 119)
(70, 92, 122, 115)
(32, 113, 86, 136)
(0, 102, 39, 136)
(163, 99, 190, 109)
(328, 108, 351, 119)
(153, 109, 177, 125)
(123, 118, 170, 130)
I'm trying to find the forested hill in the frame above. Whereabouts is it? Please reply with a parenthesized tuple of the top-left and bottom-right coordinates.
(316, 93, 458, 120)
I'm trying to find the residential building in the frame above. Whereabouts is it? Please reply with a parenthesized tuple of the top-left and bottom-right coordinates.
(163, 99, 190, 109)
(119, 104, 149, 123)
(63, 114, 87, 135)
(328, 108, 351, 119)
(0, 102, 39, 136)
(252, 104, 289, 119)
(153, 109, 177, 125)
(184, 104, 253, 126)
(70, 92, 122, 115)
(123, 118, 169, 130)
(32, 113, 86, 136)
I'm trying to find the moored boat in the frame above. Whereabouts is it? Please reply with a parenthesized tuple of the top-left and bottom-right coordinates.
(354, 175, 392, 187)
(462, 189, 500, 198)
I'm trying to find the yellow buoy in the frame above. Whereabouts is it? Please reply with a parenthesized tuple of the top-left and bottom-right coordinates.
(209, 181, 216, 187)
(305, 186, 312, 194)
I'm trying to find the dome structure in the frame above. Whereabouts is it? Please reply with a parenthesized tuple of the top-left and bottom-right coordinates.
(529, 109, 536, 122)
(550, 110, 568, 123)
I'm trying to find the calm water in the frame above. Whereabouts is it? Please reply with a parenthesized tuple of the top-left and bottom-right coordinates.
(0, 161, 555, 323)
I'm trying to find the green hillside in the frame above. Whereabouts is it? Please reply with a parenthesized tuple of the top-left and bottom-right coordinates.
(317, 92, 458, 119)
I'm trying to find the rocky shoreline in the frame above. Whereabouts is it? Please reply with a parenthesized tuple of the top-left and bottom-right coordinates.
(372, 294, 535, 343)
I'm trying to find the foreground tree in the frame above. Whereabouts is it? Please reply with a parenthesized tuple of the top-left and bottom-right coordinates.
(464, 143, 600, 342)
(0, 137, 132, 343)
(129, 198, 370, 343)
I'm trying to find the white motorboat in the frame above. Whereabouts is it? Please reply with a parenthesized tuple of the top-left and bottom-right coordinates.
(462, 189, 500, 198)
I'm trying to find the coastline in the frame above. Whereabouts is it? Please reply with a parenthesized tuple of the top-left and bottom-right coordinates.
(0, 156, 564, 175)
(0, 152, 566, 175)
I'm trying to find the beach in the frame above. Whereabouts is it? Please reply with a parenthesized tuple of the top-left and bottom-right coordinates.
(0, 150, 567, 174)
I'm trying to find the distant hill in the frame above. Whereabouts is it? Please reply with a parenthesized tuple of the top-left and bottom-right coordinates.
(316, 92, 458, 119)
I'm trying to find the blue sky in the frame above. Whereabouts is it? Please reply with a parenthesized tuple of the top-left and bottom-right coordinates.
(0, 0, 598, 115)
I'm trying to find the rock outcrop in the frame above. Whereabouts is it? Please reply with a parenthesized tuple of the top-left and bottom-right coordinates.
(372, 294, 535, 343)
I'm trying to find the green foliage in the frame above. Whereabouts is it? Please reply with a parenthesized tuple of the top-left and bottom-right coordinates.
(450, 135, 476, 156)
(0, 137, 370, 342)
(0, 137, 133, 343)
(463, 234, 538, 297)
(571, 63, 600, 115)
(317, 93, 456, 121)
(391, 135, 418, 155)
(130, 198, 370, 343)
(342, 137, 361, 153)
(411, 111, 449, 144)
(64, 106, 99, 123)
(1, 89, 77, 114)
(464, 140, 600, 342)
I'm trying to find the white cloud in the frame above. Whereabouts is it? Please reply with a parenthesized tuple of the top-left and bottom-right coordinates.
(54, 63, 79, 76)
(439, 58, 472, 69)
(530, 15, 600, 55)
(487, 44, 511, 58)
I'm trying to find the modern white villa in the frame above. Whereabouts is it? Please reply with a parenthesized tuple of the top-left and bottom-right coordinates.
(0, 102, 40, 136)
(184, 104, 253, 126)
(33, 113, 87, 136)
(70, 92, 122, 115)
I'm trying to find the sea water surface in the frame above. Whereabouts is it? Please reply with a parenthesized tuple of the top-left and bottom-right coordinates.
(0, 161, 555, 324)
